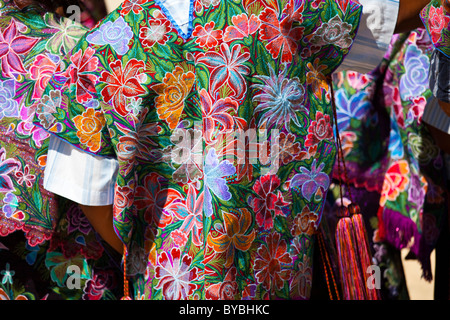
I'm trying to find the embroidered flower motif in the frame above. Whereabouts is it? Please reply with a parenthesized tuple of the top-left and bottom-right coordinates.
(0, 79, 19, 119)
(291, 206, 318, 236)
(408, 132, 439, 165)
(86, 16, 133, 55)
(2, 192, 23, 221)
(254, 232, 292, 291)
(68, 47, 99, 103)
(252, 65, 306, 132)
(272, 132, 301, 165)
(200, 88, 237, 143)
(139, 18, 172, 48)
(73, 108, 106, 153)
(29, 54, 59, 100)
(193, 21, 223, 48)
(251, 174, 289, 230)
(204, 148, 236, 217)
(152, 65, 195, 129)
(36, 90, 60, 129)
(14, 164, 36, 188)
(168, 128, 203, 183)
(135, 172, 183, 228)
(205, 267, 239, 300)
(120, 0, 148, 15)
(310, 15, 353, 48)
(380, 160, 410, 206)
(399, 44, 430, 100)
(82, 270, 115, 300)
(0, 147, 20, 193)
(0, 19, 39, 77)
(196, 43, 250, 99)
(306, 58, 329, 97)
(290, 159, 330, 201)
(304, 111, 333, 147)
(259, 4, 304, 64)
(155, 247, 199, 300)
(223, 13, 260, 42)
(171, 184, 204, 246)
(207, 208, 256, 267)
(334, 88, 372, 131)
(100, 58, 147, 117)
(290, 259, 313, 299)
(426, 5, 450, 44)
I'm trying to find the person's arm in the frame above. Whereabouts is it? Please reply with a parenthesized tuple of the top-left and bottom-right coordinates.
(395, 0, 432, 34)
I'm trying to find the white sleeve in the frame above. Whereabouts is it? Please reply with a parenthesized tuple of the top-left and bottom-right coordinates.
(44, 135, 119, 206)
(337, 0, 400, 74)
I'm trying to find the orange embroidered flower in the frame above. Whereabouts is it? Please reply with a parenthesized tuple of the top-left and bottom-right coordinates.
(291, 206, 318, 236)
(73, 108, 106, 153)
(306, 58, 329, 97)
(207, 208, 256, 268)
(152, 66, 195, 129)
(380, 160, 410, 206)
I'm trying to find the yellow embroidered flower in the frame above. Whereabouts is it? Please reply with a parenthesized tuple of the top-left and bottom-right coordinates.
(73, 108, 106, 153)
(152, 65, 195, 130)
(306, 58, 329, 97)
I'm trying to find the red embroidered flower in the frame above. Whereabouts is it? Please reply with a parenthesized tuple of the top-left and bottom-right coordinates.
(305, 111, 333, 147)
(380, 160, 410, 206)
(139, 18, 172, 48)
(254, 232, 292, 290)
(427, 5, 450, 44)
(100, 58, 146, 116)
(259, 1, 304, 64)
(29, 54, 58, 100)
(193, 21, 223, 48)
(223, 13, 260, 42)
(68, 47, 99, 103)
(0, 19, 39, 77)
(120, 0, 147, 15)
(251, 174, 289, 230)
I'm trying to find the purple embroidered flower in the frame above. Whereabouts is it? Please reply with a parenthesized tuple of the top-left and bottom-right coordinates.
(408, 174, 425, 209)
(204, 148, 236, 217)
(67, 204, 91, 235)
(2, 192, 18, 218)
(399, 44, 429, 100)
(0, 79, 19, 119)
(0, 147, 20, 193)
(86, 16, 133, 55)
(290, 159, 330, 201)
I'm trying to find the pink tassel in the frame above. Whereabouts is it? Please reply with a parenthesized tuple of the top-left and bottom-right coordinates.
(335, 207, 366, 300)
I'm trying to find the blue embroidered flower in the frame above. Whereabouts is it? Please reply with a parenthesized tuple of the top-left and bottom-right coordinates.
(0, 79, 18, 119)
(86, 16, 133, 55)
(1, 263, 14, 285)
(290, 159, 330, 201)
(399, 44, 429, 100)
(203, 148, 236, 217)
(2, 192, 18, 218)
(388, 119, 404, 159)
(335, 88, 371, 131)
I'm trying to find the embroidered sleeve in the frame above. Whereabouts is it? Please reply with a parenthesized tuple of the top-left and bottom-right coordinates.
(421, 0, 450, 57)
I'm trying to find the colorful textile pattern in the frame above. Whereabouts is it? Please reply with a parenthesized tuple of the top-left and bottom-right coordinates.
(421, 0, 450, 57)
(329, 29, 447, 283)
(34, 0, 362, 299)
(0, 0, 122, 300)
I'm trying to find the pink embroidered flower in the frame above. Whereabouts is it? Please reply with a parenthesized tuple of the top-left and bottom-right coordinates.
(0, 19, 38, 77)
(304, 111, 333, 147)
(155, 247, 199, 300)
(223, 13, 260, 42)
(68, 47, 99, 103)
(82, 270, 115, 300)
(196, 43, 250, 99)
(205, 267, 239, 300)
(29, 54, 58, 100)
(254, 232, 293, 291)
(427, 5, 450, 44)
(251, 174, 289, 230)
(193, 21, 223, 48)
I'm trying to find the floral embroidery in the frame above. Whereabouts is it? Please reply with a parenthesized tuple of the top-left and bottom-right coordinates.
(86, 16, 133, 55)
(73, 108, 106, 153)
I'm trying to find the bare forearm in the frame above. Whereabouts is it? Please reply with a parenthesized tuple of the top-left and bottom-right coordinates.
(394, 0, 431, 33)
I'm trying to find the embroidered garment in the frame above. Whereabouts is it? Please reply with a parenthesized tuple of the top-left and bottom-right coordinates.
(34, 0, 362, 299)
(328, 29, 447, 284)
(0, 0, 123, 300)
